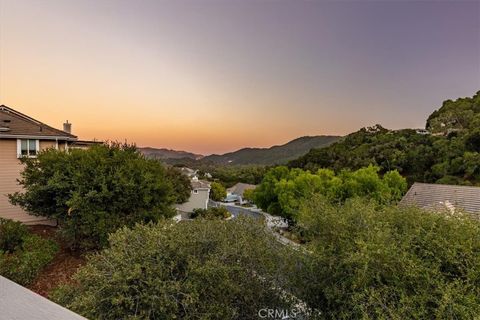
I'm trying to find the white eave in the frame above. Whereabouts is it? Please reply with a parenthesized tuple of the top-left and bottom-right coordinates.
(0, 134, 77, 141)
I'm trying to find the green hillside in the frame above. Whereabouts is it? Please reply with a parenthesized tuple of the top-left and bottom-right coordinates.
(202, 135, 340, 165)
(138, 147, 203, 160)
(290, 91, 480, 185)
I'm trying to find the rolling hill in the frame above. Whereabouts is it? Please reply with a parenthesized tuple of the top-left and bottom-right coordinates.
(138, 147, 203, 160)
(201, 135, 341, 165)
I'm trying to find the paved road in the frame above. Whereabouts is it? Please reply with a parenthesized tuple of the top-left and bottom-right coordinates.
(222, 204, 263, 219)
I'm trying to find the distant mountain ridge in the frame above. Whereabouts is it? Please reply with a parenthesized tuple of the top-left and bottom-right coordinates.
(138, 147, 203, 160)
(140, 135, 340, 166)
(202, 136, 340, 165)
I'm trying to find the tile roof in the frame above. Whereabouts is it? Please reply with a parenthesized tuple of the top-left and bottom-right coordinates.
(399, 182, 480, 215)
(191, 179, 210, 189)
(0, 105, 77, 139)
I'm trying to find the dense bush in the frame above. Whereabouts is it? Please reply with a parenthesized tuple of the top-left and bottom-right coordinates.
(202, 165, 267, 187)
(50, 197, 480, 319)
(293, 196, 480, 319)
(253, 165, 407, 221)
(242, 188, 255, 203)
(191, 206, 231, 220)
(9, 143, 189, 250)
(209, 182, 227, 201)
(0, 218, 29, 253)
(51, 218, 297, 319)
(0, 224, 58, 286)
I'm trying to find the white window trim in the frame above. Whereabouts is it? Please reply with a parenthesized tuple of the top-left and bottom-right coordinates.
(17, 139, 40, 158)
(193, 189, 198, 194)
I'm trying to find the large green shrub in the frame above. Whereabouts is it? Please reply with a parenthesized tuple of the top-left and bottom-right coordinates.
(0, 231, 58, 286)
(51, 218, 297, 319)
(10, 143, 189, 250)
(209, 182, 227, 201)
(253, 165, 407, 221)
(0, 218, 29, 253)
(293, 196, 480, 319)
(191, 206, 231, 220)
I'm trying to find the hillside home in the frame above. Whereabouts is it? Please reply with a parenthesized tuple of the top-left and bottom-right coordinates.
(175, 176, 211, 216)
(399, 182, 480, 216)
(0, 105, 98, 224)
(179, 167, 198, 178)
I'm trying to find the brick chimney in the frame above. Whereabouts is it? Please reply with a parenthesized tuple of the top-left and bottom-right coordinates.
(63, 120, 72, 134)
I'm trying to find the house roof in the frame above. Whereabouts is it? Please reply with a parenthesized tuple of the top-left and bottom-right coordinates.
(227, 183, 256, 196)
(0, 105, 77, 139)
(0, 276, 86, 320)
(191, 179, 210, 189)
(399, 182, 480, 214)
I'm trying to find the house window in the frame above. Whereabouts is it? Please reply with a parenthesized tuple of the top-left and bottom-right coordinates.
(17, 139, 39, 158)
(193, 189, 198, 194)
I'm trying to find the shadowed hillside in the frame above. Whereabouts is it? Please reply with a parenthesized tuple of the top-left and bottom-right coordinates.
(202, 136, 341, 165)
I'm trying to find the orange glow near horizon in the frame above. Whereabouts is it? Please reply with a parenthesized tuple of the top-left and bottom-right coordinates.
(1, 1, 478, 154)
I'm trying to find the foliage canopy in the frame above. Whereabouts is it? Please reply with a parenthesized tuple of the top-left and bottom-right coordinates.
(290, 92, 480, 186)
(253, 165, 407, 221)
(293, 196, 480, 319)
(10, 143, 190, 250)
(52, 218, 297, 319)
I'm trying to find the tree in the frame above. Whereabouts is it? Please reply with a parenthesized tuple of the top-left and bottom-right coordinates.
(9, 143, 186, 250)
(465, 129, 480, 153)
(51, 218, 298, 320)
(209, 182, 227, 201)
(165, 166, 192, 203)
(293, 196, 480, 319)
(253, 165, 407, 221)
(242, 188, 255, 203)
(290, 91, 480, 186)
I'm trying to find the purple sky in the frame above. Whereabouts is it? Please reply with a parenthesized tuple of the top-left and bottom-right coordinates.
(1, 0, 479, 154)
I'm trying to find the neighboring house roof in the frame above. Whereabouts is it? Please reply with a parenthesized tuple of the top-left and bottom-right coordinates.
(180, 167, 197, 177)
(227, 183, 256, 197)
(0, 105, 77, 139)
(0, 276, 86, 320)
(399, 182, 480, 215)
(192, 179, 210, 189)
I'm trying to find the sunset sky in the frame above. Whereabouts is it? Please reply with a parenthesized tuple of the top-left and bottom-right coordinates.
(0, 0, 479, 155)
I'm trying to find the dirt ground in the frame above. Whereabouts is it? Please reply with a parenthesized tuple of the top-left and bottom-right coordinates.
(27, 225, 86, 297)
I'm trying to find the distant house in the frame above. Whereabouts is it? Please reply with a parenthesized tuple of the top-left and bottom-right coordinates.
(399, 182, 480, 215)
(175, 176, 211, 215)
(225, 183, 256, 204)
(0, 105, 98, 224)
(179, 167, 198, 178)
(415, 129, 430, 135)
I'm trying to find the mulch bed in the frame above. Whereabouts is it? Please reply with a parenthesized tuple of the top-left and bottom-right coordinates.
(27, 225, 87, 297)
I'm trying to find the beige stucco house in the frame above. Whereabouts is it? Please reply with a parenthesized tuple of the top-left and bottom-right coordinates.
(0, 105, 97, 224)
(175, 176, 211, 215)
